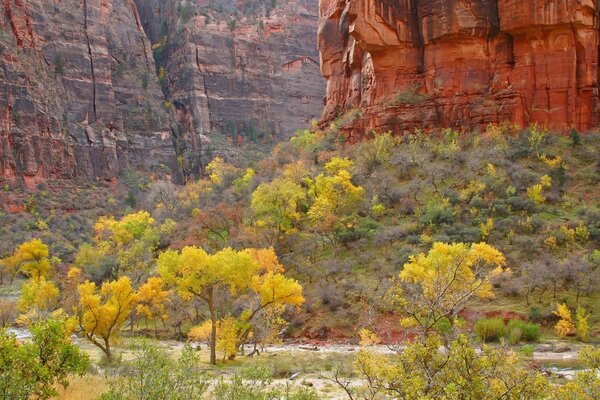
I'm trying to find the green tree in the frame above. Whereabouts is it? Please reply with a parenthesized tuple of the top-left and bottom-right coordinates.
(0, 319, 89, 400)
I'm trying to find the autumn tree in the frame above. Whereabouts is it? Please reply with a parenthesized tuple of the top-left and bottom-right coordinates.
(1, 239, 56, 282)
(338, 243, 547, 400)
(238, 248, 304, 352)
(158, 247, 303, 364)
(94, 211, 175, 283)
(18, 276, 60, 323)
(158, 246, 259, 364)
(306, 157, 365, 254)
(386, 242, 506, 336)
(251, 177, 307, 242)
(75, 276, 138, 361)
(353, 335, 548, 400)
(136, 276, 171, 338)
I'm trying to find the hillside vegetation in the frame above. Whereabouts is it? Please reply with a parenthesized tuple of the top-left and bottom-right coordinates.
(1, 124, 599, 398)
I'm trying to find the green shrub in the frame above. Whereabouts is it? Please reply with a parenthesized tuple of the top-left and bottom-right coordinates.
(474, 318, 506, 342)
(520, 344, 535, 357)
(507, 319, 540, 342)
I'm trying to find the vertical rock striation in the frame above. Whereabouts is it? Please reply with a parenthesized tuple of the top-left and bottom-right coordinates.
(135, 0, 325, 176)
(0, 0, 179, 183)
(0, 0, 325, 182)
(318, 0, 600, 138)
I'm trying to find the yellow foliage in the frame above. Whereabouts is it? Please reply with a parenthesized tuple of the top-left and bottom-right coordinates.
(136, 277, 171, 322)
(18, 277, 60, 320)
(527, 184, 545, 204)
(538, 154, 563, 169)
(245, 248, 285, 273)
(480, 218, 494, 240)
(359, 328, 381, 346)
(6, 239, 54, 279)
(544, 236, 558, 250)
(67, 267, 82, 282)
(307, 157, 365, 223)
(400, 242, 505, 300)
(94, 211, 156, 248)
(459, 180, 486, 201)
(553, 303, 575, 338)
(251, 177, 307, 235)
(575, 223, 590, 242)
(217, 316, 238, 360)
(540, 174, 552, 188)
(251, 272, 304, 308)
(559, 225, 576, 246)
(391, 242, 505, 333)
(188, 320, 213, 343)
(188, 317, 240, 360)
(76, 277, 137, 357)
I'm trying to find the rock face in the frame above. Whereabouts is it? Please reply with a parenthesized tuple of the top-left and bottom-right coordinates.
(318, 0, 600, 138)
(0, 0, 179, 183)
(0, 0, 324, 182)
(135, 0, 324, 176)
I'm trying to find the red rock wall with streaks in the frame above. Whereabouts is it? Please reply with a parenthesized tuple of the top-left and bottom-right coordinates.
(318, 0, 599, 138)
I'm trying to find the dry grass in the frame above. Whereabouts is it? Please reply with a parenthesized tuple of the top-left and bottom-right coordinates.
(54, 374, 109, 400)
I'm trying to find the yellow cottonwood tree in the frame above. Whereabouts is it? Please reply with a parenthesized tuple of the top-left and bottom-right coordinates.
(94, 211, 173, 282)
(3, 239, 55, 280)
(251, 177, 307, 240)
(18, 277, 60, 323)
(307, 157, 364, 223)
(388, 242, 506, 335)
(136, 277, 171, 337)
(75, 277, 137, 361)
(158, 246, 259, 364)
(554, 303, 575, 338)
(159, 246, 303, 364)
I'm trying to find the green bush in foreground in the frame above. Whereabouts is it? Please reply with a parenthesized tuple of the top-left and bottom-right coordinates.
(474, 318, 506, 342)
(474, 318, 540, 343)
(100, 342, 207, 400)
(0, 319, 89, 400)
(507, 319, 540, 343)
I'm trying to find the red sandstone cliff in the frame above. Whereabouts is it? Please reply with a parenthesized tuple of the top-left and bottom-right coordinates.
(0, 0, 179, 183)
(318, 0, 600, 138)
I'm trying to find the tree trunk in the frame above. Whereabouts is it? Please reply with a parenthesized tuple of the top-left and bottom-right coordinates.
(103, 338, 112, 363)
(208, 289, 217, 365)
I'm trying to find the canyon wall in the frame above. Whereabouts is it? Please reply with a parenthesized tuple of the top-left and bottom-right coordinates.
(318, 0, 600, 138)
(135, 0, 324, 176)
(0, 0, 324, 182)
(0, 0, 179, 183)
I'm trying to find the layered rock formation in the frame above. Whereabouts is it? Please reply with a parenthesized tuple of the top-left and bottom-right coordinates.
(318, 0, 600, 138)
(0, 0, 179, 183)
(135, 0, 324, 175)
(0, 0, 324, 182)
